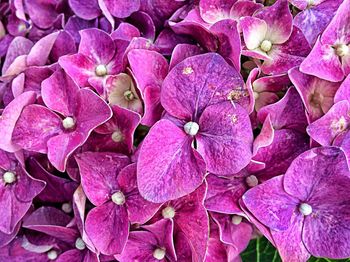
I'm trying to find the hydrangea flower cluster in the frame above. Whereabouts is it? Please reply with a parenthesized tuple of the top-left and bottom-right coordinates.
(0, 0, 350, 261)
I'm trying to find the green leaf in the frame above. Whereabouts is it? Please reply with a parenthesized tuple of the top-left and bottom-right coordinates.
(241, 237, 282, 262)
(241, 238, 350, 262)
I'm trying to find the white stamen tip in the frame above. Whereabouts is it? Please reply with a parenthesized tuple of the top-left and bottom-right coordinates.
(47, 250, 58, 260)
(123, 90, 135, 101)
(111, 130, 124, 142)
(62, 117, 75, 129)
(260, 40, 272, 52)
(111, 191, 125, 205)
(75, 237, 86, 250)
(246, 175, 259, 187)
(184, 122, 199, 136)
(162, 206, 175, 219)
(153, 248, 166, 260)
(61, 203, 72, 213)
(336, 44, 349, 57)
(299, 203, 312, 216)
(231, 215, 243, 225)
(95, 64, 108, 76)
(3, 171, 16, 184)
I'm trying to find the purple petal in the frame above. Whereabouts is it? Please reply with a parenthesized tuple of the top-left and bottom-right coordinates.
(0, 91, 36, 152)
(85, 202, 129, 255)
(161, 53, 244, 120)
(24, 0, 59, 29)
(118, 164, 161, 224)
(104, 0, 140, 18)
(197, 101, 253, 174)
(334, 74, 350, 103)
(137, 119, 206, 202)
(271, 214, 311, 262)
(205, 174, 247, 214)
(242, 175, 299, 231)
(300, 37, 344, 82)
(111, 23, 140, 41)
(12, 104, 63, 153)
(41, 69, 80, 116)
(22, 206, 79, 243)
(79, 29, 115, 65)
(69, 0, 101, 20)
(169, 44, 202, 70)
(75, 152, 130, 206)
(199, 0, 236, 24)
(254, 0, 293, 44)
(289, 67, 339, 122)
(306, 101, 350, 146)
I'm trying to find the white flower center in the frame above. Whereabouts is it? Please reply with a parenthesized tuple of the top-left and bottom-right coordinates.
(253, 91, 259, 100)
(231, 215, 243, 225)
(47, 250, 58, 260)
(162, 206, 175, 219)
(62, 117, 75, 129)
(184, 121, 199, 136)
(111, 191, 125, 205)
(123, 90, 135, 101)
(299, 203, 312, 216)
(335, 44, 349, 57)
(260, 40, 272, 52)
(153, 248, 166, 260)
(246, 175, 259, 187)
(111, 130, 124, 142)
(75, 237, 86, 250)
(61, 203, 72, 213)
(95, 64, 108, 76)
(3, 171, 16, 184)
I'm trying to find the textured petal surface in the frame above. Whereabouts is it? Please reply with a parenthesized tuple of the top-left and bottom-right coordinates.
(242, 175, 298, 231)
(85, 202, 129, 255)
(161, 53, 244, 120)
(240, 17, 267, 50)
(137, 119, 206, 203)
(196, 101, 253, 174)
(75, 152, 130, 206)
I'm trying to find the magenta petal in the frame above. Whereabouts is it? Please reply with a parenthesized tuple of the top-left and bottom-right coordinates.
(197, 102, 253, 174)
(271, 214, 311, 262)
(199, 0, 236, 24)
(104, 0, 140, 18)
(41, 70, 80, 116)
(335, 74, 350, 103)
(24, 0, 59, 29)
(22, 207, 79, 243)
(75, 152, 130, 206)
(69, 0, 101, 20)
(12, 104, 62, 153)
(0, 162, 45, 234)
(242, 175, 298, 231)
(79, 29, 115, 65)
(85, 202, 129, 255)
(307, 101, 350, 146)
(205, 173, 247, 214)
(169, 44, 202, 70)
(211, 213, 253, 253)
(300, 37, 344, 82)
(138, 119, 206, 202)
(56, 249, 85, 262)
(26, 32, 59, 67)
(118, 164, 161, 224)
(166, 182, 208, 262)
(0, 91, 36, 152)
(289, 67, 339, 122)
(161, 53, 244, 120)
(255, 0, 293, 44)
(240, 16, 267, 50)
(59, 54, 95, 87)
(210, 19, 241, 72)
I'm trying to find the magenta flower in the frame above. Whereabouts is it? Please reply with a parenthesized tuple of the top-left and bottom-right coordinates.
(75, 152, 161, 255)
(0, 149, 45, 235)
(137, 53, 253, 203)
(12, 70, 112, 171)
(116, 219, 176, 262)
(300, 0, 350, 82)
(240, 0, 311, 74)
(59, 28, 125, 95)
(243, 147, 350, 260)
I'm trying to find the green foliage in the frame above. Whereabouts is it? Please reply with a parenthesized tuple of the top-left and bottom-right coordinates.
(241, 237, 350, 262)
